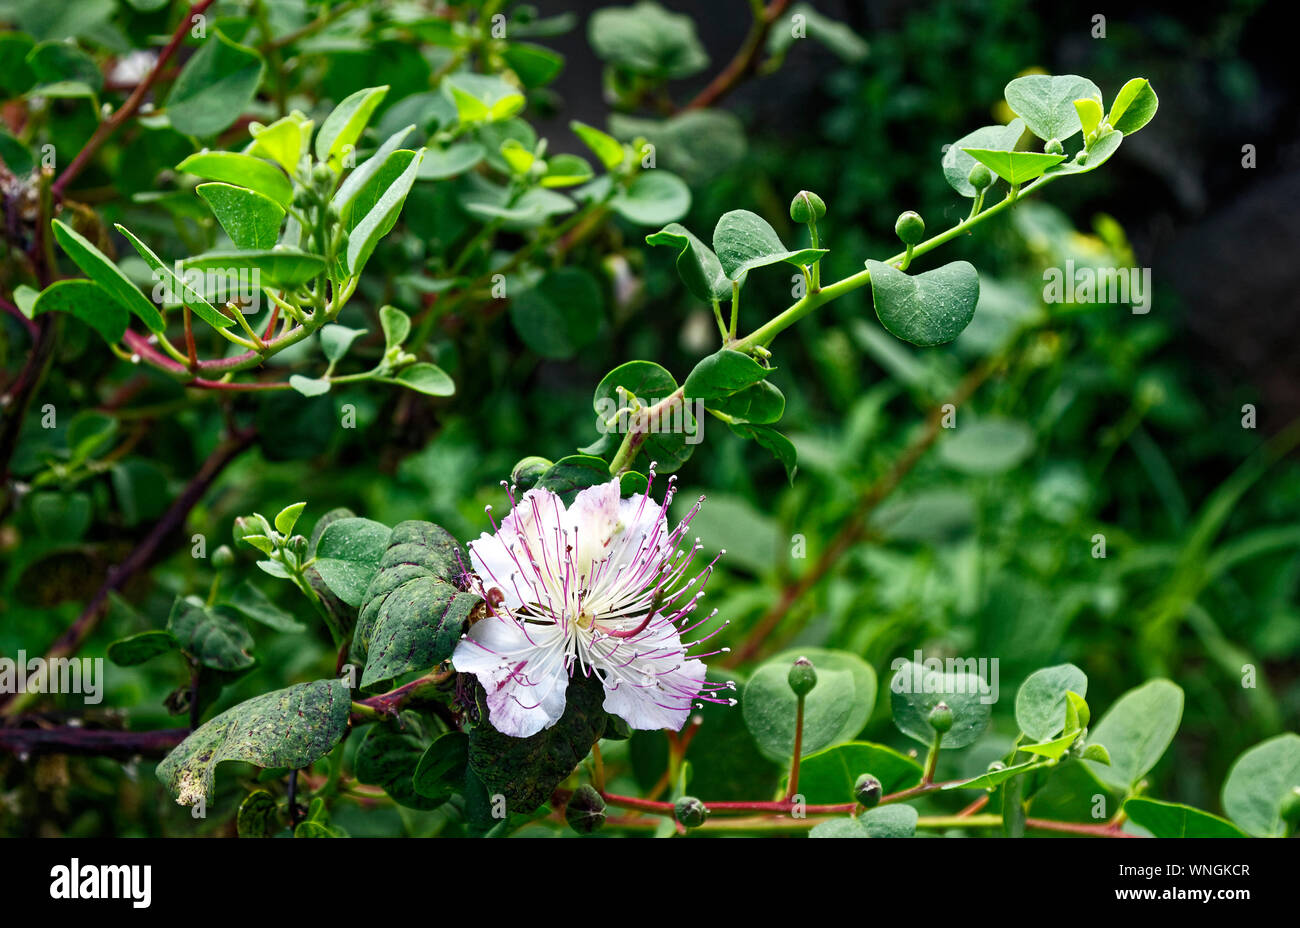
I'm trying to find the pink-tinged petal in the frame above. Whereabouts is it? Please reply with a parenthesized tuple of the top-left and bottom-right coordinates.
(592, 622, 707, 731)
(566, 479, 623, 574)
(601, 655, 707, 731)
(452, 616, 569, 738)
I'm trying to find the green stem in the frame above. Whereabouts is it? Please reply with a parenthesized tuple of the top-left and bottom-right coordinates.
(732, 176, 1054, 354)
(785, 694, 805, 800)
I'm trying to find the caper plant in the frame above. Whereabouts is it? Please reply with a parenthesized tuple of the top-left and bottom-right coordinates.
(2, 0, 1295, 842)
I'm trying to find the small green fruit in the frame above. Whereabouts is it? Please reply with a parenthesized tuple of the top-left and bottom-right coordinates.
(967, 162, 994, 190)
(894, 210, 925, 245)
(789, 190, 826, 224)
(674, 795, 709, 828)
(787, 656, 817, 697)
(928, 701, 954, 734)
(854, 773, 883, 808)
(565, 784, 606, 834)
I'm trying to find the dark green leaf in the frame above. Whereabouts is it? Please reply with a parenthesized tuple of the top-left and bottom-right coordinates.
(51, 220, 165, 333)
(165, 29, 265, 138)
(353, 520, 481, 690)
(468, 673, 607, 814)
(157, 679, 350, 806)
(866, 259, 979, 347)
(107, 630, 179, 667)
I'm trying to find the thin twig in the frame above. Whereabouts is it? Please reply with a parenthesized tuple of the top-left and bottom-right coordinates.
(683, 0, 792, 111)
(0, 427, 257, 716)
(53, 0, 217, 198)
(724, 353, 1005, 666)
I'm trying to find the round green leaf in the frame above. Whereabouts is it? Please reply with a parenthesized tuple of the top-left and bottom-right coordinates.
(1221, 733, 1300, 837)
(866, 259, 979, 347)
(509, 267, 603, 359)
(1004, 74, 1103, 142)
(165, 29, 265, 138)
(1085, 679, 1184, 791)
(1124, 798, 1246, 838)
(587, 0, 709, 79)
(645, 221, 731, 303)
(713, 209, 827, 281)
(1015, 663, 1088, 741)
(793, 742, 924, 803)
(889, 660, 993, 749)
(809, 804, 918, 838)
(743, 648, 877, 763)
(610, 170, 690, 225)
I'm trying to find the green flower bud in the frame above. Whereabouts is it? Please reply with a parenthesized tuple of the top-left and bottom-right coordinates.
(928, 701, 954, 734)
(674, 795, 709, 828)
(789, 190, 826, 224)
(232, 516, 263, 545)
(1278, 786, 1300, 828)
(311, 162, 334, 186)
(787, 656, 817, 697)
(564, 784, 606, 834)
(1045, 137, 1064, 155)
(510, 455, 553, 492)
(894, 210, 925, 246)
(967, 162, 994, 191)
(853, 773, 882, 808)
(291, 188, 314, 210)
(212, 545, 235, 570)
(286, 534, 309, 560)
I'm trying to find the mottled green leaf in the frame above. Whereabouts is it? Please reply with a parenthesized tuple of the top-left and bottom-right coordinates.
(353, 520, 481, 690)
(157, 679, 350, 806)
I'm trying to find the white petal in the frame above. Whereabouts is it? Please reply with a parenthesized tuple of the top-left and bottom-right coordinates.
(593, 624, 706, 731)
(452, 616, 569, 738)
(566, 479, 623, 579)
(469, 531, 525, 611)
(615, 492, 668, 563)
(470, 486, 567, 612)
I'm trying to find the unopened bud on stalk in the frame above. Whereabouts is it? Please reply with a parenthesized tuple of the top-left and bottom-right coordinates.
(674, 795, 709, 828)
(894, 210, 925, 246)
(789, 190, 826, 224)
(854, 773, 883, 808)
(787, 656, 818, 697)
(967, 162, 994, 191)
(928, 701, 954, 734)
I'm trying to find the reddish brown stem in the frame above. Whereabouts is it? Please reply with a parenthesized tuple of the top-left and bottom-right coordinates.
(725, 355, 1003, 666)
(53, 0, 217, 198)
(0, 725, 188, 758)
(684, 0, 792, 111)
